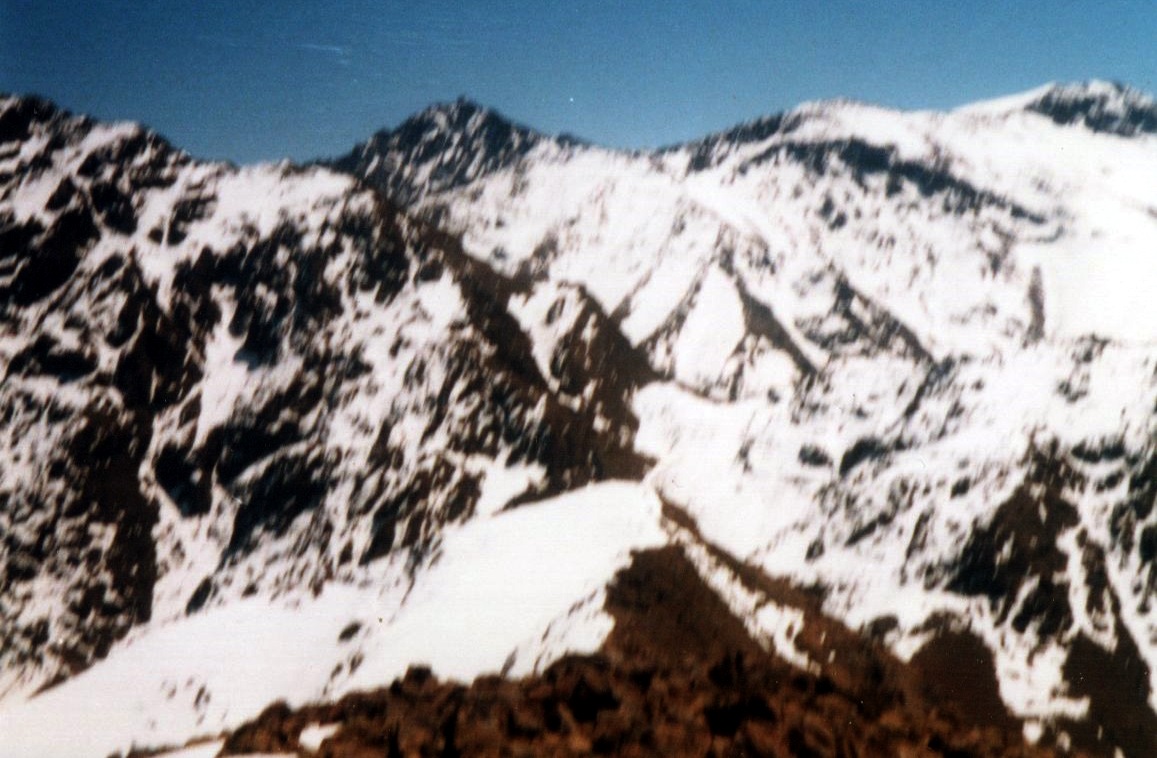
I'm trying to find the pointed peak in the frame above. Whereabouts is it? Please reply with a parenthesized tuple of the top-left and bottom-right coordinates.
(332, 101, 547, 204)
(330, 97, 591, 204)
(414, 96, 500, 125)
(384, 98, 533, 147)
(386, 98, 588, 151)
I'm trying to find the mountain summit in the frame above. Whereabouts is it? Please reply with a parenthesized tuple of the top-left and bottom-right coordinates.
(0, 84, 1155, 757)
(329, 98, 584, 206)
(1025, 80, 1157, 135)
(959, 80, 1157, 137)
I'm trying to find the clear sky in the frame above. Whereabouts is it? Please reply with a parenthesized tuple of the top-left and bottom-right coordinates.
(2, 1, 1155, 164)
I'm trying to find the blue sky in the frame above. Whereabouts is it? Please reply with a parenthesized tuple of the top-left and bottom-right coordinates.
(2, 1, 1154, 164)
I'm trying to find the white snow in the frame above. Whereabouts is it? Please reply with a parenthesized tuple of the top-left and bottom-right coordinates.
(209, 165, 356, 241)
(298, 722, 340, 751)
(0, 482, 667, 758)
(956, 83, 1059, 117)
(194, 293, 250, 446)
(672, 266, 745, 387)
(473, 459, 544, 516)
(342, 480, 667, 687)
(419, 83, 1157, 349)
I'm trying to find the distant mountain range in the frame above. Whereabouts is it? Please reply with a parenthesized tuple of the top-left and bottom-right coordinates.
(0, 81, 1155, 757)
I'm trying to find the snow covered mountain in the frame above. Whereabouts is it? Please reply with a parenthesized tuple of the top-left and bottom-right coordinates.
(0, 96, 649, 745)
(0, 81, 1155, 757)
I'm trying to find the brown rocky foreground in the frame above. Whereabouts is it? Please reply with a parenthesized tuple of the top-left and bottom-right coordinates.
(198, 545, 1067, 757)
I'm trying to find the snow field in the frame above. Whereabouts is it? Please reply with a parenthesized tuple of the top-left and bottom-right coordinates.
(0, 481, 667, 758)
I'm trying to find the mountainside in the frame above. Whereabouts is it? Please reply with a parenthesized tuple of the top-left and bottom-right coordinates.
(0, 82, 1155, 757)
(0, 95, 647, 711)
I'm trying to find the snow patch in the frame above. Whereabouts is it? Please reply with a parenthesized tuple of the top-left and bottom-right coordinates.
(0, 482, 666, 758)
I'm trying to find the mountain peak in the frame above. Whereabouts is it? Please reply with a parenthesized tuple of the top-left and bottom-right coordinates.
(330, 98, 583, 205)
(410, 96, 511, 135)
(1025, 79, 1157, 135)
(964, 80, 1157, 136)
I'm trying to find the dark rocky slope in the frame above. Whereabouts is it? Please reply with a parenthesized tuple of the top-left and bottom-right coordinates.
(208, 546, 1054, 758)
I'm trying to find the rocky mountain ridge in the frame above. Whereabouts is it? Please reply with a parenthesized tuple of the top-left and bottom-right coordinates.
(0, 94, 645, 700)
